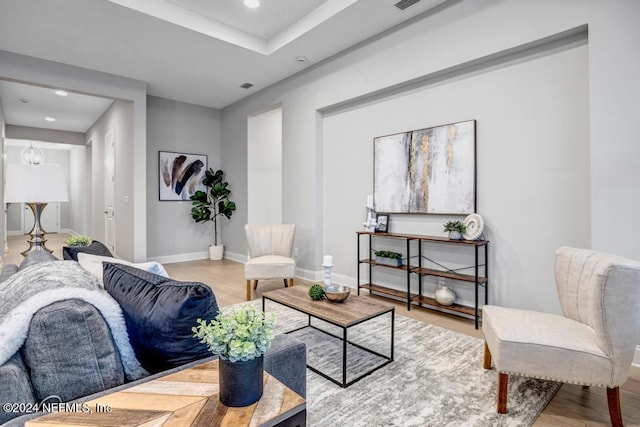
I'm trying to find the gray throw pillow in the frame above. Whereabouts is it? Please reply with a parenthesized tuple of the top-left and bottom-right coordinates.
(20, 299, 125, 402)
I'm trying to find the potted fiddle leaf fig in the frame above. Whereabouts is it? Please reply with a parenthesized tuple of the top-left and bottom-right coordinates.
(193, 305, 276, 407)
(190, 168, 236, 260)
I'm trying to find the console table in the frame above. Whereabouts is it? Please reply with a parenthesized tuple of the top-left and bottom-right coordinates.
(356, 231, 489, 329)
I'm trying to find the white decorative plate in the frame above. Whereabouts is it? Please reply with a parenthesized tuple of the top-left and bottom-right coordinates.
(463, 214, 484, 240)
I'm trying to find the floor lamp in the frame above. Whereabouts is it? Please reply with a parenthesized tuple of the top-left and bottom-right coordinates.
(4, 163, 69, 256)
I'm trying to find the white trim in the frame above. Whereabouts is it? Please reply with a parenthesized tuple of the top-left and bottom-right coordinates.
(633, 345, 640, 368)
(224, 250, 247, 264)
(148, 251, 209, 264)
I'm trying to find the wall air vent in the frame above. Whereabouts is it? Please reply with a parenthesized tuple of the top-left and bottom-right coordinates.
(394, 0, 420, 10)
(240, 83, 254, 89)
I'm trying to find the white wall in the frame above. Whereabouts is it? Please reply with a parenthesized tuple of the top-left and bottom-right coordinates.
(86, 100, 135, 260)
(68, 145, 86, 235)
(146, 96, 221, 262)
(221, 0, 640, 314)
(247, 106, 282, 225)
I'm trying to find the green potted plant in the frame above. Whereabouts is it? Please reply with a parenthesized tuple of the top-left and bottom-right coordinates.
(374, 250, 403, 267)
(63, 235, 92, 247)
(443, 220, 467, 240)
(190, 168, 236, 260)
(193, 305, 276, 407)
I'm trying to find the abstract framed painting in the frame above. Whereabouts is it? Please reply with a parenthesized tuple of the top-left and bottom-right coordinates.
(159, 151, 208, 201)
(374, 120, 476, 214)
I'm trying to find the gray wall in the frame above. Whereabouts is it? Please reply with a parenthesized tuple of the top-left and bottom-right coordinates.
(220, 0, 640, 314)
(86, 100, 135, 260)
(146, 96, 221, 261)
(0, 50, 148, 261)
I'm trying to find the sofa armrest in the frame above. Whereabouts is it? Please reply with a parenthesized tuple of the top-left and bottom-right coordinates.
(0, 353, 36, 425)
(264, 334, 306, 398)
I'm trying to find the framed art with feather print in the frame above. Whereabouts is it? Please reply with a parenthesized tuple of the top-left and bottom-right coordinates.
(159, 151, 208, 201)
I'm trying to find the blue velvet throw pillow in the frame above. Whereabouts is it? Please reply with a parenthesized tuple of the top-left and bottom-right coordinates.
(63, 240, 113, 261)
(103, 263, 219, 373)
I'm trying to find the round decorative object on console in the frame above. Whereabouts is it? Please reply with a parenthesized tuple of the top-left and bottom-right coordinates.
(435, 285, 456, 306)
(463, 214, 484, 240)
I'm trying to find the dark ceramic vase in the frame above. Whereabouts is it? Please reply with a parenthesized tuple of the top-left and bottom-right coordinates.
(218, 355, 264, 407)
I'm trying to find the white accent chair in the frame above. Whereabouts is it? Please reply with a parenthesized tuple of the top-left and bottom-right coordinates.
(482, 246, 640, 427)
(244, 224, 296, 301)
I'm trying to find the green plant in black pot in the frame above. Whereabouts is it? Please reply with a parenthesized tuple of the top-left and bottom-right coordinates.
(63, 235, 92, 247)
(308, 283, 325, 301)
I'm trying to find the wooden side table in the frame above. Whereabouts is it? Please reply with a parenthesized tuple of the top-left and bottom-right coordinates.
(25, 359, 305, 427)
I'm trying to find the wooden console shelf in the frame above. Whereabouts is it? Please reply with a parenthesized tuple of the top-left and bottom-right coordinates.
(356, 231, 489, 329)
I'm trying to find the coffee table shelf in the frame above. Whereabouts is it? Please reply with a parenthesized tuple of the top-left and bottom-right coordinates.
(263, 286, 394, 388)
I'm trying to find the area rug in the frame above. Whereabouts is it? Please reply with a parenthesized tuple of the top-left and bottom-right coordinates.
(250, 299, 560, 427)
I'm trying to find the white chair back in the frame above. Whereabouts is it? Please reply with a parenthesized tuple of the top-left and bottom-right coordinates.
(245, 224, 295, 259)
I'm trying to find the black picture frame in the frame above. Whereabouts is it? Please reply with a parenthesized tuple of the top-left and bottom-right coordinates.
(376, 214, 389, 233)
(159, 151, 208, 201)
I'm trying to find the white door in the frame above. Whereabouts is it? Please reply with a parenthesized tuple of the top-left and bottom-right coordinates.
(104, 130, 116, 254)
(23, 203, 59, 233)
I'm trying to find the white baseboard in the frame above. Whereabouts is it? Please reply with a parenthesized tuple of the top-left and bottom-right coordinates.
(634, 345, 640, 368)
(224, 251, 247, 263)
(7, 230, 23, 236)
(149, 251, 210, 264)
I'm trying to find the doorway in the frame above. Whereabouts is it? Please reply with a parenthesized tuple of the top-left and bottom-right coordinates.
(247, 106, 283, 225)
(104, 130, 116, 254)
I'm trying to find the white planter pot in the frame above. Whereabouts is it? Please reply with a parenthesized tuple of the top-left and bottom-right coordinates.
(209, 245, 224, 260)
(448, 231, 462, 240)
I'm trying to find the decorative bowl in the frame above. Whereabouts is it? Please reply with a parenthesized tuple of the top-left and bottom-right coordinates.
(323, 285, 351, 303)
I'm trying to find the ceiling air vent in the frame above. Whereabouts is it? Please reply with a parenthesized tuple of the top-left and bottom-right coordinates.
(240, 83, 254, 89)
(394, 0, 420, 10)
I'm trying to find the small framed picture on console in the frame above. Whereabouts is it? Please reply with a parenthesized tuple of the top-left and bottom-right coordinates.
(376, 214, 389, 233)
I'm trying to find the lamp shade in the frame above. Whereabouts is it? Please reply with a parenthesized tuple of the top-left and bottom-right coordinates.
(4, 163, 69, 203)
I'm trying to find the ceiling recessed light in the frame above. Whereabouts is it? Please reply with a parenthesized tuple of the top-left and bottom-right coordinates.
(296, 56, 308, 63)
(45, 117, 56, 122)
(240, 83, 254, 89)
(55, 90, 68, 96)
(244, 0, 260, 8)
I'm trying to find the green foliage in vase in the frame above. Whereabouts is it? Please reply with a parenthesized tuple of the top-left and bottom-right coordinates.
(443, 220, 467, 233)
(192, 305, 275, 362)
(64, 235, 92, 247)
(190, 168, 236, 246)
(308, 283, 325, 301)
(374, 250, 402, 259)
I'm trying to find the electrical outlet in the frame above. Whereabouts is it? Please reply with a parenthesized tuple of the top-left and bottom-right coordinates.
(294, 247, 299, 257)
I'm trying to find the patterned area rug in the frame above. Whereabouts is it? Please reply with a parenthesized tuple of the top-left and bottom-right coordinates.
(256, 299, 561, 427)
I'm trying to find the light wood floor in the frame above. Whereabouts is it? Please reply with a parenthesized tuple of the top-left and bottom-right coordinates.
(6, 233, 640, 426)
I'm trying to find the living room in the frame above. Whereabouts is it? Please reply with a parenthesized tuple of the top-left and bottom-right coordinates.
(1, 0, 639, 426)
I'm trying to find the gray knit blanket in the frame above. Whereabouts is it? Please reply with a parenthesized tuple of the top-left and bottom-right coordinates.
(0, 260, 148, 380)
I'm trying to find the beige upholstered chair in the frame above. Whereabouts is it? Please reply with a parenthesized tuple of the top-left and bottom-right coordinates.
(244, 224, 296, 301)
(483, 246, 640, 427)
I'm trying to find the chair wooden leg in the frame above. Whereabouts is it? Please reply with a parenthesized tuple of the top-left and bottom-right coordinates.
(246, 280, 251, 301)
(283, 278, 288, 288)
(497, 373, 508, 414)
(607, 386, 624, 427)
(253, 280, 258, 290)
(288, 278, 294, 287)
(483, 341, 492, 369)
